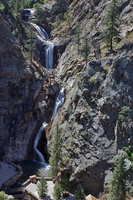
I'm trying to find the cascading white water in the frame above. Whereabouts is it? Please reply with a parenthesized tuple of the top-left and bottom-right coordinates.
(34, 88, 65, 163)
(52, 88, 65, 119)
(45, 42, 54, 70)
(32, 23, 64, 164)
(31, 23, 54, 70)
(34, 123, 47, 163)
(31, 23, 49, 40)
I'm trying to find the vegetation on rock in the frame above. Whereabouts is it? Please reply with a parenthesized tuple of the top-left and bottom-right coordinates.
(103, 0, 120, 49)
(81, 31, 90, 66)
(49, 123, 63, 179)
(74, 184, 86, 200)
(118, 106, 130, 122)
(61, 175, 71, 197)
(53, 183, 62, 200)
(0, 191, 8, 200)
(75, 25, 81, 52)
(37, 176, 47, 197)
(24, 25, 37, 66)
(108, 156, 127, 200)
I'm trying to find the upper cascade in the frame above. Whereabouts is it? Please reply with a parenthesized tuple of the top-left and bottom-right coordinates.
(31, 23, 53, 70)
(31, 23, 49, 40)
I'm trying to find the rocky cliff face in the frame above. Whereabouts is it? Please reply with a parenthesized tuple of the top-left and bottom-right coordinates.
(49, 52, 133, 196)
(47, 0, 133, 197)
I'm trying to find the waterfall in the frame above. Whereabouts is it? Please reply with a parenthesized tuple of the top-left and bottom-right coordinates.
(34, 123, 47, 163)
(34, 88, 65, 163)
(45, 42, 54, 70)
(31, 23, 53, 69)
(32, 23, 64, 164)
(52, 88, 65, 119)
(31, 23, 49, 40)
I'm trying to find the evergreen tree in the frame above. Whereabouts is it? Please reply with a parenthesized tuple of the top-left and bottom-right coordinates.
(103, 0, 120, 50)
(61, 175, 71, 197)
(37, 176, 47, 197)
(74, 184, 86, 200)
(34, 5, 45, 26)
(108, 156, 127, 200)
(53, 183, 62, 200)
(24, 25, 37, 66)
(49, 123, 63, 179)
(75, 25, 81, 52)
(53, 0, 67, 14)
(81, 31, 90, 67)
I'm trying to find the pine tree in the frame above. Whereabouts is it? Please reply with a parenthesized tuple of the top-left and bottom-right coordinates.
(75, 25, 81, 52)
(108, 156, 127, 200)
(24, 25, 37, 66)
(53, 183, 62, 200)
(49, 123, 63, 179)
(103, 0, 120, 50)
(81, 31, 90, 67)
(61, 175, 71, 197)
(34, 5, 45, 26)
(74, 184, 86, 200)
(37, 176, 47, 197)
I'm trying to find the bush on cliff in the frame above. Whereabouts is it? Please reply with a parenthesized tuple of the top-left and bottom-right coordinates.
(0, 191, 8, 200)
(108, 156, 127, 200)
(37, 176, 47, 197)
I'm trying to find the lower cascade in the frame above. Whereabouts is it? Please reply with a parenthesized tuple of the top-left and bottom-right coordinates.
(34, 123, 48, 163)
(34, 88, 65, 164)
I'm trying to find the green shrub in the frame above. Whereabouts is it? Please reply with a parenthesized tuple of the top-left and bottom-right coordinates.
(104, 66, 110, 71)
(0, 191, 8, 200)
(61, 175, 71, 197)
(53, 183, 62, 200)
(122, 147, 133, 162)
(108, 156, 127, 200)
(118, 106, 130, 121)
(74, 184, 85, 200)
(37, 176, 47, 197)
(89, 76, 95, 83)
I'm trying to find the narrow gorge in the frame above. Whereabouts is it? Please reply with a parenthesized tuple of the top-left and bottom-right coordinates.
(0, 0, 133, 199)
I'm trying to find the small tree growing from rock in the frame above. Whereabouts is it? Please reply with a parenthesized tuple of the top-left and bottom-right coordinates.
(37, 176, 47, 197)
(24, 25, 37, 67)
(108, 156, 127, 200)
(74, 184, 86, 200)
(49, 123, 63, 180)
(75, 24, 81, 52)
(103, 0, 120, 50)
(53, 183, 62, 200)
(61, 175, 71, 197)
(81, 31, 90, 67)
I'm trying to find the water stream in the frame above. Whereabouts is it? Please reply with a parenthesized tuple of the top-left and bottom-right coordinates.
(31, 23, 49, 40)
(32, 24, 65, 167)
(52, 88, 65, 119)
(31, 23, 53, 70)
(34, 123, 47, 163)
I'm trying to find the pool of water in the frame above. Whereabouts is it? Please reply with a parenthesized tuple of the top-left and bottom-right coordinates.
(15, 160, 51, 183)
